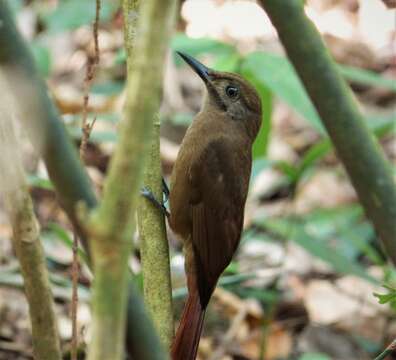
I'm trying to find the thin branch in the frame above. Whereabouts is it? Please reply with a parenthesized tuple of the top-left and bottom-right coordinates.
(71, 2, 101, 358)
(80, 0, 101, 161)
(374, 339, 396, 360)
(70, 233, 79, 360)
(0, 98, 61, 360)
(259, 0, 396, 265)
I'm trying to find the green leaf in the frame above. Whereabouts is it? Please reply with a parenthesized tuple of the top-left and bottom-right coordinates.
(275, 160, 299, 182)
(251, 158, 272, 183)
(366, 114, 396, 137)
(165, 112, 194, 126)
(274, 113, 394, 185)
(43, 0, 118, 33)
(27, 174, 54, 190)
(213, 52, 242, 73)
(30, 43, 51, 77)
(298, 353, 331, 360)
(171, 34, 236, 65)
(339, 65, 396, 92)
(373, 285, 396, 309)
(9, 0, 23, 15)
(45, 223, 88, 264)
(91, 81, 124, 96)
(298, 140, 332, 176)
(242, 51, 324, 133)
(241, 67, 273, 159)
(262, 215, 376, 283)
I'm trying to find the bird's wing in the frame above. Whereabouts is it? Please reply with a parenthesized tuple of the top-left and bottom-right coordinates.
(189, 138, 251, 307)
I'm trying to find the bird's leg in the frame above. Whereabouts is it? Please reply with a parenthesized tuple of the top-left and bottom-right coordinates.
(140, 185, 170, 219)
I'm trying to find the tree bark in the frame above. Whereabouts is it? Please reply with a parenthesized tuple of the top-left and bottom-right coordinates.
(138, 121, 174, 350)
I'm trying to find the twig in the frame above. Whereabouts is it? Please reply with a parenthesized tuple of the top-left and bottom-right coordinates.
(80, 0, 101, 160)
(374, 339, 396, 360)
(70, 232, 79, 360)
(71, 2, 101, 359)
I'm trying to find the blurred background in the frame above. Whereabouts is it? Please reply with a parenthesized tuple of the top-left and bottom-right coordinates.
(0, 0, 395, 359)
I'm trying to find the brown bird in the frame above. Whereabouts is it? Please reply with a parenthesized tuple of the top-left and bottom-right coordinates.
(169, 52, 262, 360)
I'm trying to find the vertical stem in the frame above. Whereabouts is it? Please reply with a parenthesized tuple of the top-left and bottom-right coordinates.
(122, 0, 139, 73)
(260, 0, 396, 264)
(0, 1, 168, 358)
(86, 0, 178, 359)
(138, 121, 174, 349)
(0, 104, 61, 360)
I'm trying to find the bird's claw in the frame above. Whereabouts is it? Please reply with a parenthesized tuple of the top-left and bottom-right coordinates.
(140, 186, 170, 218)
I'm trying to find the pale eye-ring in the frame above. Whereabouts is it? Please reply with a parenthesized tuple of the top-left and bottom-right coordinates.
(225, 85, 239, 98)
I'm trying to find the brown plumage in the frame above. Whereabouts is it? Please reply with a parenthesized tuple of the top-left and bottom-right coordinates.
(169, 52, 262, 360)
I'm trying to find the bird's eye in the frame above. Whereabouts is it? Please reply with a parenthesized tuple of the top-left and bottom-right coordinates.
(225, 85, 238, 98)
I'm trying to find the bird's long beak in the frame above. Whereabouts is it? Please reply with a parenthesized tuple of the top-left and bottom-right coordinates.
(176, 51, 212, 83)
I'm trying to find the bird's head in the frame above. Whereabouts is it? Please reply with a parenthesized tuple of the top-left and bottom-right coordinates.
(177, 51, 262, 140)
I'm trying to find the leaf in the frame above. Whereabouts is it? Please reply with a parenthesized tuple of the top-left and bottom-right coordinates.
(30, 43, 51, 77)
(274, 113, 394, 185)
(27, 174, 54, 190)
(9, 0, 23, 15)
(45, 223, 88, 264)
(165, 112, 194, 126)
(339, 65, 396, 92)
(91, 81, 124, 96)
(298, 353, 331, 360)
(242, 51, 324, 133)
(0, 272, 90, 301)
(171, 34, 236, 65)
(297, 140, 332, 176)
(366, 114, 396, 137)
(42, 0, 118, 33)
(262, 216, 376, 283)
(213, 52, 242, 73)
(337, 223, 380, 264)
(241, 67, 273, 159)
(373, 285, 396, 309)
(275, 160, 299, 182)
(251, 158, 272, 183)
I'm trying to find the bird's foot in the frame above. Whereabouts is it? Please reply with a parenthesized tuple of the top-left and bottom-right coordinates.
(140, 186, 170, 218)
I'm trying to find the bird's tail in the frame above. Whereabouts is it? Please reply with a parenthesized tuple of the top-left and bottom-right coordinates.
(171, 291, 205, 360)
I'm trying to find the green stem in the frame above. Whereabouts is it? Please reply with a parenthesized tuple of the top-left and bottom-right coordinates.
(0, 1, 167, 358)
(0, 0, 95, 249)
(87, 0, 177, 358)
(0, 109, 61, 360)
(260, 0, 396, 264)
(138, 122, 174, 350)
(374, 339, 396, 360)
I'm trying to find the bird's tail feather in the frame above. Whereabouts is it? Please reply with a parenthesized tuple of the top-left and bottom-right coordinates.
(171, 291, 205, 360)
